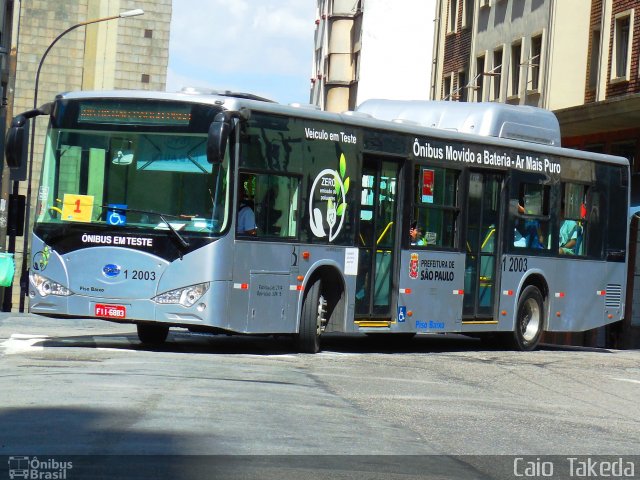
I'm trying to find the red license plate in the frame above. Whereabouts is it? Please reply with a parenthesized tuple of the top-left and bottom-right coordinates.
(95, 303, 126, 319)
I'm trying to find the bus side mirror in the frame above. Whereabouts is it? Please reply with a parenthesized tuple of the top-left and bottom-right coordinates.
(207, 112, 232, 164)
(5, 114, 29, 169)
(5, 105, 51, 170)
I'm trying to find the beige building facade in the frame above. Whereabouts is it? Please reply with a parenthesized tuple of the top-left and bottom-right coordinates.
(3, 0, 172, 311)
(311, 0, 436, 112)
(434, 0, 592, 110)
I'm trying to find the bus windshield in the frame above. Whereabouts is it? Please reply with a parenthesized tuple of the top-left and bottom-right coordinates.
(35, 109, 230, 236)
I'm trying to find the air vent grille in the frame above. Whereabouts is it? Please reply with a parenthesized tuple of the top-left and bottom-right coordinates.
(605, 284, 622, 309)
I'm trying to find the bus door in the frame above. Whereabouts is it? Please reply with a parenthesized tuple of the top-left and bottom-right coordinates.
(463, 172, 503, 318)
(355, 156, 400, 318)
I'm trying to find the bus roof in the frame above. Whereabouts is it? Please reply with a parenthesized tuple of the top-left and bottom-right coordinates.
(54, 89, 628, 167)
(355, 99, 561, 147)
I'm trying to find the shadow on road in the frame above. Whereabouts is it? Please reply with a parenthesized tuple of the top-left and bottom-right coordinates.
(0, 404, 497, 479)
(29, 329, 606, 356)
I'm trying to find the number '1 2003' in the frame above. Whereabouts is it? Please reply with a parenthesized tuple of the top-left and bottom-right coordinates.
(503, 257, 528, 272)
(124, 269, 156, 280)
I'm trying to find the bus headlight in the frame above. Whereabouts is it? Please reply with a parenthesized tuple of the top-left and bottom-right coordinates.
(30, 272, 72, 297)
(153, 282, 210, 307)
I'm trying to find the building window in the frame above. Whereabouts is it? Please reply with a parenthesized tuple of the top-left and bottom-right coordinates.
(462, 0, 474, 29)
(589, 28, 601, 89)
(141, 74, 150, 84)
(457, 69, 467, 101)
(443, 74, 452, 100)
(530, 34, 542, 91)
(612, 11, 633, 80)
(144, 29, 153, 39)
(476, 54, 485, 101)
(510, 41, 521, 97)
(448, 0, 458, 33)
(493, 47, 503, 100)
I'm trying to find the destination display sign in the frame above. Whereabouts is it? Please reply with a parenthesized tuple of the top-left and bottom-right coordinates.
(78, 101, 192, 126)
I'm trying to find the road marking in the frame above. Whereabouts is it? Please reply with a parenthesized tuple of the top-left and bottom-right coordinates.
(612, 377, 640, 385)
(0, 334, 48, 354)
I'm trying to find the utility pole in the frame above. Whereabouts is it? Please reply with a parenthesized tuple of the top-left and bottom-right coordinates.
(0, 0, 20, 311)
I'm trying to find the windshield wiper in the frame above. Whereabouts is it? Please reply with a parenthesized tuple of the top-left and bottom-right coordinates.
(99, 205, 190, 249)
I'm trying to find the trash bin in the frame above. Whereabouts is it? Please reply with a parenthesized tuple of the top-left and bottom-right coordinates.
(0, 252, 15, 287)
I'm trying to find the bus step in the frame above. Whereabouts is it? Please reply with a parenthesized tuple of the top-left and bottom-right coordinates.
(355, 320, 392, 328)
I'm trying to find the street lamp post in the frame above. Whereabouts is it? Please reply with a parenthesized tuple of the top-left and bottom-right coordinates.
(14, 8, 144, 312)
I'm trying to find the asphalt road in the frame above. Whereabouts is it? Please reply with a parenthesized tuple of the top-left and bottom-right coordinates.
(1, 313, 639, 479)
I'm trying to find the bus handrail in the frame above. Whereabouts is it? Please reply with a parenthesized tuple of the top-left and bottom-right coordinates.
(481, 227, 495, 251)
(376, 221, 393, 245)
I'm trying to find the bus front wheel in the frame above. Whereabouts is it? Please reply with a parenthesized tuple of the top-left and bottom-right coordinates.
(512, 286, 544, 351)
(137, 323, 169, 346)
(295, 279, 326, 353)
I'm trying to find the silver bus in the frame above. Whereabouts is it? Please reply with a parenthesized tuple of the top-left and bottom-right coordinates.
(5, 90, 629, 352)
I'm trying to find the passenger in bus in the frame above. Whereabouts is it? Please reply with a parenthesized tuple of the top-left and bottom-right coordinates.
(559, 218, 580, 255)
(237, 182, 257, 236)
(513, 229, 527, 247)
(558, 201, 583, 255)
(409, 221, 426, 246)
(517, 202, 544, 249)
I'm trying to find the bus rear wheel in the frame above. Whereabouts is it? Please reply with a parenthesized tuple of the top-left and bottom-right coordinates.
(137, 323, 169, 346)
(295, 279, 326, 353)
(512, 286, 544, 351)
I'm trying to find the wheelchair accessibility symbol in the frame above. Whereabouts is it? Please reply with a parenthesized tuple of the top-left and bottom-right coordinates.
(397, 306, 407, 323)
(107, 204, 127, 226)
(108, 211, 125, 225)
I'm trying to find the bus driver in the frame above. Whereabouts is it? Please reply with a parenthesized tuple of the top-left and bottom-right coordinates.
(237, 179, 257, 236)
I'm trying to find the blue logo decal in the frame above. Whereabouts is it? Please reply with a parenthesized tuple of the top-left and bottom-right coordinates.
(397, 306, 407, 323)
(103, 264, 121, 278)
(107, 204, 127, 226)
(415, 320, 445, 330)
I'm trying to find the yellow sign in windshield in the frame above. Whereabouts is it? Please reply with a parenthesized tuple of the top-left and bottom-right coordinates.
(61, 194, 94, 222)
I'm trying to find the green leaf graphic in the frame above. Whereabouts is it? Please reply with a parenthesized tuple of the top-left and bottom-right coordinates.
(334, 172, 341, 195)
(337, 203, 347, 216)
(339, 153, 346, 178)
(343, 177, 350, 194)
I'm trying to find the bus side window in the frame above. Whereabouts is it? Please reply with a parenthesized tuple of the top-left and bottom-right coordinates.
(510, 182, 550, 251)
(512, 184, 550, 250)
(560, 182, 589, 256)
(254, 173, 299, 238)
(585, 188, 602, 258)
(412, 166, 459, 248)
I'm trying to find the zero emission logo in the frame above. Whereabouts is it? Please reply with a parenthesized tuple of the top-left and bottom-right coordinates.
(309, 153, 350, 242)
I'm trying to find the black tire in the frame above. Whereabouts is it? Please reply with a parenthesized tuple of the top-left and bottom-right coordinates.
(295, 279, 325, 353)
(512, 285, 544, 351)
(137, 323, 169, 345)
